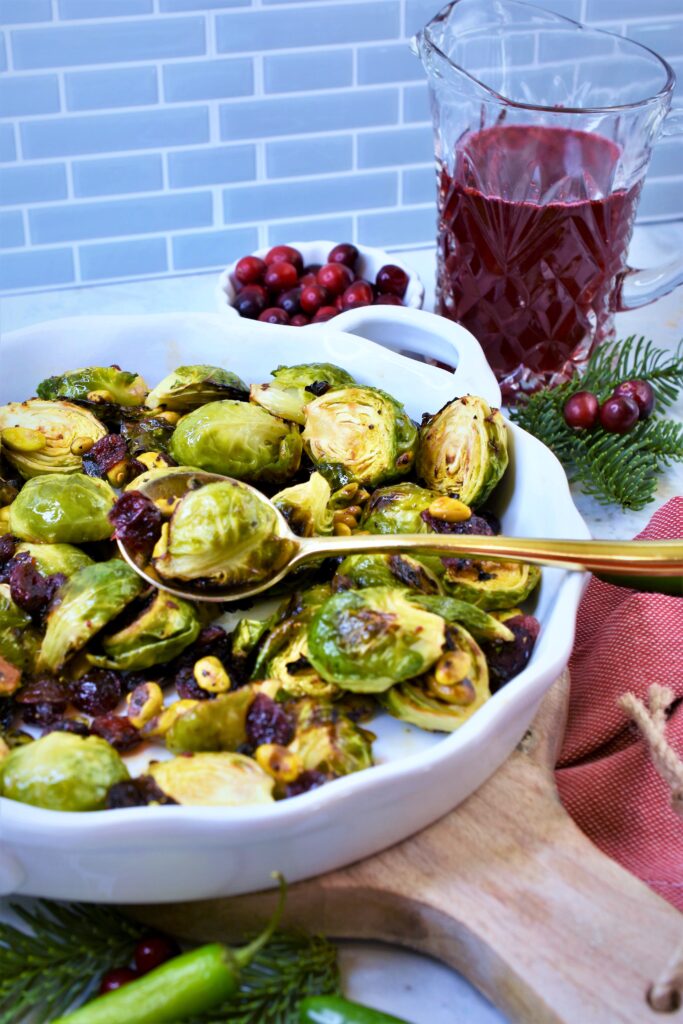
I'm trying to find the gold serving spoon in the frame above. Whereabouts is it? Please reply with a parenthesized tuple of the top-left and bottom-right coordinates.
(116, 470, 683, 602)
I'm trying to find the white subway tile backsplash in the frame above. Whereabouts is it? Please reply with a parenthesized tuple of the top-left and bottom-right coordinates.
(0, 0, 680, 293)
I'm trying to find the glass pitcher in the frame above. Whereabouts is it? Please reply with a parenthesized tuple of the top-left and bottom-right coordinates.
(413, 0, 683, 399)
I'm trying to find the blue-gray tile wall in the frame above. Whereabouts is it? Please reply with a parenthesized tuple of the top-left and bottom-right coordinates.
(0, 0, 681, 294)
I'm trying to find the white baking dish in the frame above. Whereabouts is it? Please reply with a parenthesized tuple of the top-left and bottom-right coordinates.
(0, 306, 589, 903)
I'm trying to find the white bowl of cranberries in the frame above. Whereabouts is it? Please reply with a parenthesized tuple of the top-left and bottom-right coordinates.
(217, 240, 425, 325)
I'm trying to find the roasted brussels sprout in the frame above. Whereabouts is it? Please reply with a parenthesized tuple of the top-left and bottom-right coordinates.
(0, 731, 129, 811)
(165, 688, 253, 754)
(361, 482, 437, 535)
(37, 367, 148, 408)
(145, 365, 248, 411)
(302, 386, 417, 489)
(15, 543, 94, 578)
(121, 416, 175, 458)
(148, 752, 274, 806)
(9, 473, 116, 544)
(0, 400, 107, 478)
(333, 553, 442, 595)
(410, 594, 515, 642)
(417, 395, 508, 506)
(273, 472, 334, 537)
(307, 586, 445, 692)
(153, 479, 295, 587)
(0, 583, 38, 675)
(39, 559, 145, 673)
(169, 401, 302, 485)
(381, 623, 490, 732)
(289, 698, 374, 776)
(439, 559, 541, 610)
(91, 592, 201, 671)
(252, 615, 338, 700)
(250, 363, 356, 425)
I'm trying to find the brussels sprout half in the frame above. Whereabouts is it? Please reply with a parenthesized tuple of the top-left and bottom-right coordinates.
(440, 559, 542, 610)
(169, 401, 302, 485)
(0, 731, 129, 811)
(410, 594, 515, 642)
(145, 365, 248, 411)
(165, 688, 253, 754)
(250, 362, 356, 425)
(37, 367, 148, 408)
(91, 591, 201, 671)
(302, 386, 417, 490)
(9, 473, 116, 544)
(361, 482, 436, 535)
(381, 623, 490, 732)
(0, 400, 108, 478)
(252, 615, 338, 700)
(0, 583, 39, 675)
(148, 752, 274, 806)
(39, 559, 145, 673)
(290, 698, 374, 777)
(307, 586, 445, 693)
(273, 472, 334, 538)
(417, 395, 508, 507)
(334, 553, 442, 595)
(153, 479, 296, 587)
(15, 543, 94, 578)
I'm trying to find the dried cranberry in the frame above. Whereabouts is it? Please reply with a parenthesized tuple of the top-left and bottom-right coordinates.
(90, 714, 141, 753)
(43, 719, 90, 738)
(482, 615, 540, 693)
(134, 935, 180, 974)
(83, 434, 128, 477)
(21, 701, 67, 727)
(420, 511, 496, 536)
(0, 534, 17, 564)
(109, 490, 163, 561)
(99, 968, 139, 995)
(70, 670, 123, 716)
(246, 693, 294, 747)
(284, 769, 328, 798)
(16, 678, 68, 725)
(174, 664, 215, 701)
(106, 775, 177, 809)
(8, 556, 52, 616)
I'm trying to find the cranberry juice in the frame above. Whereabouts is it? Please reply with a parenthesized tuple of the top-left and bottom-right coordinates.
(437, 125, 641, 393)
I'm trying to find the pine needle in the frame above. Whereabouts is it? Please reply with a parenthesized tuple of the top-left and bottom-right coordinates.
(510, 336, 683, 510)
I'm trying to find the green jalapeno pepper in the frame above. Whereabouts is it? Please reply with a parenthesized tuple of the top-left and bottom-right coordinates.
(299, 994, 413, 1024)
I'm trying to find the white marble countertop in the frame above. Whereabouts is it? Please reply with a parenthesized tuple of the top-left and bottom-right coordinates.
(0, 223, 681, 1024)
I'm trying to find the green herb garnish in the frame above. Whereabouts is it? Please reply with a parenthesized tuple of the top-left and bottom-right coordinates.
(510, 336, 683, 510)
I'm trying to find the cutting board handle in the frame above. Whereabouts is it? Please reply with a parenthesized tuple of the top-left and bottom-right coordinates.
(137, 674, 683, 1024)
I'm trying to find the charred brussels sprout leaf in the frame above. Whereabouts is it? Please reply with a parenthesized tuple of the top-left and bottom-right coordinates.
(250, 362, 356, 425)
(154, 479, 296, 587)
(273, 472, 334, 537)
(92, 591, 201, 671)
(409, 594, 515, 642)
(9, 473, 116, 544)
(121, 417, 175, 458)
(439, 559, 541, 610)
(417, 395, 508, 506)
(15, 543, 94, 578)
(0, 731, 129, 811)
(302, 386, 417, 489)
(145, 364, 248, 411)
(290, 699, 374, 776)
(39, 559, 145, 673)
(252, 615, 338, 700)
(36, 367, 147, 408)
(148, 751, 274, 806)
(381, 623, 490, 732)
(0, 400, 108, 478)
(169, 401, 302, 485)
(334, 553, 442, 595)
(165, 688, 253, 754)
(361, 482, 436, 535)
(308, 586, 445, 693)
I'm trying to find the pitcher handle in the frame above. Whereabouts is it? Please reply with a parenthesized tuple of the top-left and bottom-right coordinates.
(618, 108, 683, 311)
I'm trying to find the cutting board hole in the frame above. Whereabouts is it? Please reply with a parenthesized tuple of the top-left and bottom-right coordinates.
(647, 984, 682, 1013)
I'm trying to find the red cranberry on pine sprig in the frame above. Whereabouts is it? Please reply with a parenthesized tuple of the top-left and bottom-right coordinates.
(612, 379, 655, 419)
(99, 968, 139, 995)
(563, 391, 599, 430)
(134, 934, 181, 975)
(599, 394, 640, 434)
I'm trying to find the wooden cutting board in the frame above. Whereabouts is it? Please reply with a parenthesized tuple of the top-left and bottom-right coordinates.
(136, 672, 683, 1023)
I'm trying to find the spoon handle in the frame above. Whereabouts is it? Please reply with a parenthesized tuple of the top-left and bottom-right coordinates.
(299, 534, 683, 579)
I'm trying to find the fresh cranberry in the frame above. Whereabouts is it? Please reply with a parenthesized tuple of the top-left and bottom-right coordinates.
(374, 293, 403, 306)
(99, 968, 139, 995)
(563, 391, 599, 430)
(302, 262, 322, 276)
(278, 287, 302, 316)
(341, 281, 374, 310)
(70, 670, 122, 716)
(612, 379, 655, 419)
(246, 693, 294, 747)
(376, 264, 409, 298)
(264, 245, 303, 274)
(259, 307, 289, 325)
(234, 255, 266, 286)
(327, 243, 358, 270)
(599, 394, 640, 434)
(312, 306, 339, 323)
(290, 314, 310, 327)
(109, 491, 163, 562)
(233, 284, 268, 319)
(317, 262, 354, 297)
(300, 283, 329, 314)
(264, 261, 299, 293)
(134, 935, 181, 975)
(90, 714, 141, 753)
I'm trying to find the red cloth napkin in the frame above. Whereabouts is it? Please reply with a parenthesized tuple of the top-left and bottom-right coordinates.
(555, 496, 683, 910)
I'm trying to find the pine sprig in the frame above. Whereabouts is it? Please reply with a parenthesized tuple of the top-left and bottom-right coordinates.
(511, 336, 683, 510)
